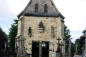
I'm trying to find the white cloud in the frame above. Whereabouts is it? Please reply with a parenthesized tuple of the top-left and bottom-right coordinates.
(54, 0, 86, 30)
(70, 30, 83, 42)
(7, 0, 29, 15)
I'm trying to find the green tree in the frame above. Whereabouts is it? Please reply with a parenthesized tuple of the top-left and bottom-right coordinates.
(0, 27, 7, 56)
(8, 20, 18, 52)
(0, 27, 7, 48)
(0, 27, 7, 39)
(64, 25, 75, 57)
(64, 25, 71, 52)
(75, 33, 85, 55)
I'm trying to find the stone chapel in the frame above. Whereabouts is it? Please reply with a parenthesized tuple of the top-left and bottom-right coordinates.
(16, 0, 65, 57)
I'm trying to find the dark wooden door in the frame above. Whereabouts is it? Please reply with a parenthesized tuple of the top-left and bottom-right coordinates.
(32, 41, 39, 57)
(32, 41, 49, 57)
(42, 42, 49, 57)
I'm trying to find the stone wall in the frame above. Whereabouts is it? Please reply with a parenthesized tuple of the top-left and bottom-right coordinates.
(17, 16, 64, 57)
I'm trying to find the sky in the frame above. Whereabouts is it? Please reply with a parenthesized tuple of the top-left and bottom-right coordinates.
(0, 0, 86, 42)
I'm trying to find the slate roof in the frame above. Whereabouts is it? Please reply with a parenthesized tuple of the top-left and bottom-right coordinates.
(18, 0, 64, 19)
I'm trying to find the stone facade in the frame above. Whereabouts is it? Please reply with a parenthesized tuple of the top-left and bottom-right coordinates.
(16, 16, 64, 57)
(16, 0, 65, 57)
